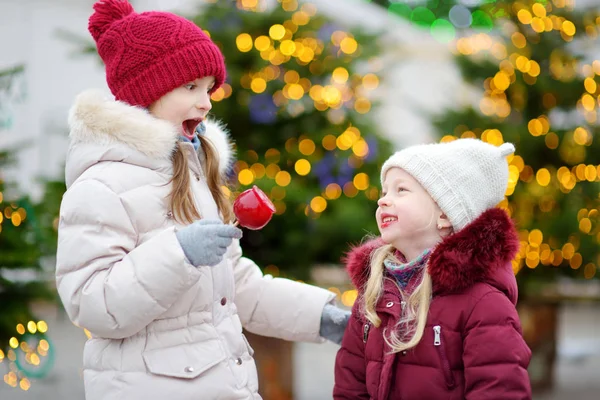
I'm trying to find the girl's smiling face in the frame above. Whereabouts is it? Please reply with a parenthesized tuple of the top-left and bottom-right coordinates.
(148, 76, 214, 139)
(377, 167, 449, 260)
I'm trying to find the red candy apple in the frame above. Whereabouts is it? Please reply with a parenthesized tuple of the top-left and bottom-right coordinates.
(233, 185, 276, 230)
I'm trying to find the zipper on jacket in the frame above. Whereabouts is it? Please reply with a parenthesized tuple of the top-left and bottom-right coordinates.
(363, 322, 371, 343)
(433, 325, 456, 389)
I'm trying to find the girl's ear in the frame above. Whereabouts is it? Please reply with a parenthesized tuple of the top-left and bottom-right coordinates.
(436, 213, 452, 231)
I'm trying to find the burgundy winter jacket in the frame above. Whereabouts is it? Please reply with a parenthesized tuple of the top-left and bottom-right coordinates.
(334, 208, 532, 400)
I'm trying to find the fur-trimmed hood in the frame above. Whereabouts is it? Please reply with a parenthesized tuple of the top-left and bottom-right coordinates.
(344, 208, 520, 304)
(65, 89, 234, 188)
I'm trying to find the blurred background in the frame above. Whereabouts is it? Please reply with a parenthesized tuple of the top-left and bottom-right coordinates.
(1, 0, 599, 398)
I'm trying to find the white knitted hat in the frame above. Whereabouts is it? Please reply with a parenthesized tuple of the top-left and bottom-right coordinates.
(380, 138, 515, 231)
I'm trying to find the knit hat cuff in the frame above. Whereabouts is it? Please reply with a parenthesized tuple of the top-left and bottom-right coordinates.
(114, 41, 226, 107)
(386, 153, 474, 231)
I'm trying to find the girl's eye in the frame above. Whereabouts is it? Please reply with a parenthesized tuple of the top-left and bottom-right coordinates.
(397, 187, 406, 192)
(184, 84, 196, 90)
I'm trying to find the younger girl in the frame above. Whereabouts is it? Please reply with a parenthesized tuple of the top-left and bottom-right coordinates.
(56, 1, 348, 399)
(334, 138, 532, 399)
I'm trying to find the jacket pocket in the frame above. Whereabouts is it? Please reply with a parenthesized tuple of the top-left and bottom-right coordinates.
(433, 325, 456, 389)
(142, 339, 226, 379)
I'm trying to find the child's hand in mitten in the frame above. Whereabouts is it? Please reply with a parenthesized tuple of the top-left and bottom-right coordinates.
(175, 220, 242, 267)
(319, 304, 351, 345)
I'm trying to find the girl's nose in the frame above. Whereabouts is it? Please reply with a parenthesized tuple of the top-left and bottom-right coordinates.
(377, 196, 388, 207)
(195, 94, 212, 113)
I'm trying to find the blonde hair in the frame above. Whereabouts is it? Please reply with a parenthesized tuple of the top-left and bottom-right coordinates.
(170, 135, 233, 224)
(363, 244, 432, 353)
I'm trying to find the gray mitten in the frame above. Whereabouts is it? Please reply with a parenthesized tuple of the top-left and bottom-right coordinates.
(319, 304, 351, 345)
(175, 220, 242, 267)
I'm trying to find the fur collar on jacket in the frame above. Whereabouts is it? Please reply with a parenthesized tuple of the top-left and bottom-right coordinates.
(68, 89, 234, 173)
(344, 208, 520, 303)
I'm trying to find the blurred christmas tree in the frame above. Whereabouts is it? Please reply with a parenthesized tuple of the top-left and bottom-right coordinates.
(188, 0, 392, 279)
(0, 67, 57, 389)
(377, 0, 600, 291)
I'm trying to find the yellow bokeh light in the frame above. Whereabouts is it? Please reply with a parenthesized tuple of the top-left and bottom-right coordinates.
(266, 164, 281, 179)
(336, 133, 353, 151)
(325, 183, 342, 200)
(310, 196, 327, 213)
(236, 33, 253, 52)
(354, 97, 371, 114)
(332, 67, 349, 84)
(562, 243, 575, 259)
(362, 73, 379, 90)
(562, 21, 576, 36)
(340, 37, 358, 54)
(341, 289, 358, 307)
(280, 40, 296, 56)
(322, 86, 342, 105)
(27, 321, 37, 334)
(11, 212, 21, 227)
(298, 47, 315, 63)
(352, 139, 369, 158)
(517, 9, 533, 24)
(584, 77, 597, 94)
(528, 60, 541, 77)
(9, 337, 18, 349)
(529, 229, 544, 246)
(16, 324, 25, 335)
(275, 171, 292, 187)
(269, 24, 286, 40)
(546, 132, 559, 149)
(536, 168, 551, 186)
(584, 165, 597, 181)
(528, 119, 544, 136)
(532, 3, 547, 18)
(584, 263, 597, 279)
(343, 182, 358, 198)
(251, 78, 267, 94)
(255, 35, 271, 51)
(573, 127, 590, 145)
(581, 94, 596, 111)
(287, 83, 304, 100)
(292, 11, 310, 26)
(250, 163, 266, 179)
(299, 139, 316, 156)
(19, 378, 31, 391)
(531, 17, 545, 33)
(39, 339, 50, 352)
(295, 159, 311, 176)
(493, 71, 510, 91)
(322, 135, 337, 151)
(511, 32, 527, 49)
(353, 173, 369, 191)
(284, 70, 300, 84)
(579, 218, 592, 233)
(238, 169, 254, 185)
(482, 129, 504, 145)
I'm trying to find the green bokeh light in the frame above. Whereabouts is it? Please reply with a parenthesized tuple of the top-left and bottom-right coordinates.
(388, 3, 411, 20)
(431, 19, 456, 43)
(410, 6, 436, 28)
(471, 10, 494, 31)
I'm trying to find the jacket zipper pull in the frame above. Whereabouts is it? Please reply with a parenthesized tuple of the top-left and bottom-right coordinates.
(433, 325, 441, 346)
(363, 323, 370, 343)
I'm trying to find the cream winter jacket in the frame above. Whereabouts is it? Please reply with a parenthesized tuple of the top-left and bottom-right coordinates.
(55, 90, 335, 400)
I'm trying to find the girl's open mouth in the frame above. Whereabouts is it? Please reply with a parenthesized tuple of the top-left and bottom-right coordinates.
(181, 118, 202, 139)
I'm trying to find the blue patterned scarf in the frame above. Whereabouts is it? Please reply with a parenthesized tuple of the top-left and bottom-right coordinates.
(384, 249, 432, 290)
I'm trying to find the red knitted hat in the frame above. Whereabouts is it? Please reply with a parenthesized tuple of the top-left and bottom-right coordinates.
(89, 0, 226, 107)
